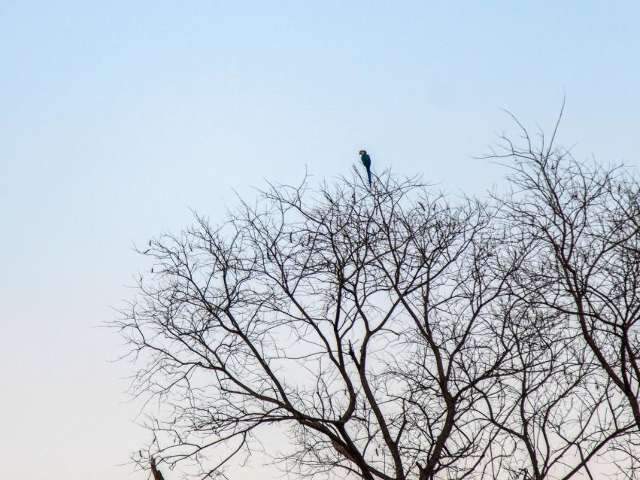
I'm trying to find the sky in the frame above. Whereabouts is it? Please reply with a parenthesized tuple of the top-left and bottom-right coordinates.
(1, 1, 639, 479)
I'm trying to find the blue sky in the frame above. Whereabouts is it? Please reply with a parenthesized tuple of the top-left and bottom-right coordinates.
(1, 2, 639, 479)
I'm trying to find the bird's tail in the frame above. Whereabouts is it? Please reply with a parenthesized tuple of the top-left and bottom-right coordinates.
(367, 167, 372, 187)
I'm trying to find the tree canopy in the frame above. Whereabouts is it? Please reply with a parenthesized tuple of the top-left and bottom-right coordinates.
(117, 126, 640, 480)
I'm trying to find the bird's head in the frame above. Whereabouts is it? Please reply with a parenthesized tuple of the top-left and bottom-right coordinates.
(359, 150, 367, 155)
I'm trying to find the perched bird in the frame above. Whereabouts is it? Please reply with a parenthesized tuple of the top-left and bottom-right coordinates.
(359, 150, 372, 187)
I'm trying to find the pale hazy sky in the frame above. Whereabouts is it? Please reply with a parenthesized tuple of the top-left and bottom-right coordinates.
(2, 2, 639, 479)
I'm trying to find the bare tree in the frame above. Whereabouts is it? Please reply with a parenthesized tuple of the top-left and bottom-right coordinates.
(493, 112, 640, 431)
(118, 126, 640, 479)
(119, 170, 526, 479)
(488, 111, 640, 477)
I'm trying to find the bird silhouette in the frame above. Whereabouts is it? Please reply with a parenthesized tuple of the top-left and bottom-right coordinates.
(359, 150, 372, 187)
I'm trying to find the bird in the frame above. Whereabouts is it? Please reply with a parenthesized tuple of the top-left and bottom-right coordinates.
(359, 150, 372, 187)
